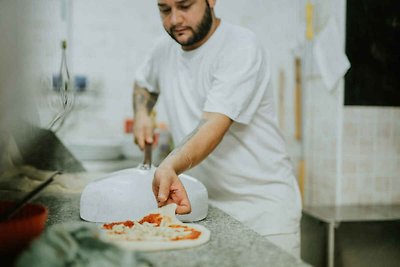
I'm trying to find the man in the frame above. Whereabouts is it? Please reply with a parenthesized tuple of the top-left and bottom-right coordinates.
(133, 0, 302, 257)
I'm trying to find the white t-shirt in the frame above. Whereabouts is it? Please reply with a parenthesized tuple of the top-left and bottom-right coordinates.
(135, 21, 301, 235)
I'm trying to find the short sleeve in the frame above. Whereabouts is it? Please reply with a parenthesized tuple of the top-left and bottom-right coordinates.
(134, 40, 164, 93)
(203, 40, 270, 124)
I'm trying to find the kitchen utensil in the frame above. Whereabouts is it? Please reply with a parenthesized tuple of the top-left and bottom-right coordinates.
(142, 142, 152, 169)
(80, 145, 208, 223)
(48, 40, 74, 132)
(0, 171, 60, 221)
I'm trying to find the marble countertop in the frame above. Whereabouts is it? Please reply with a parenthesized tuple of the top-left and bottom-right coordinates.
(10, 192, 310, 267)
(303, 204, 400, 223)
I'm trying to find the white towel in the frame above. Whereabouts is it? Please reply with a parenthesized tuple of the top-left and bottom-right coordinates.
(314, 17, 351, 91)
(16, 223, 152, 267)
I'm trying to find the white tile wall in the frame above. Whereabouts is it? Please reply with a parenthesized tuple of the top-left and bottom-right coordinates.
(304, 103, 400, 206)
(303, 77, 341, 206)
(341, 107, 400, 205)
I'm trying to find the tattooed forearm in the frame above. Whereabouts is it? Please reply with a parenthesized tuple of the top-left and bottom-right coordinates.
(133, 92, 145, 112)
(133, 85, 159, 114)
(147, 92, 159, 113)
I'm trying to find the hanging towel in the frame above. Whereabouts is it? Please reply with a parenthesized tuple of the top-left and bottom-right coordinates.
(314, 17, 351, 91)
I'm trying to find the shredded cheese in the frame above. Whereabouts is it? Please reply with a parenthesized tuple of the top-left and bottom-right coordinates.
(103, 215, 200, 241)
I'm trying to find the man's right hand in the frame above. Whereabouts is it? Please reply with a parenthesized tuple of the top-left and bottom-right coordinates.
(132, 84, 159, 149)
(133, 111, 154, 150)
(152, 164, 191, 215)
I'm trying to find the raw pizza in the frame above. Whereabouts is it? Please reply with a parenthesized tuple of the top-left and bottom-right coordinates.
(99, 204, 210, 251)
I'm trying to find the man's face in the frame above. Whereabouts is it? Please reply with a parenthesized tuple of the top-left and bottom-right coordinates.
(157, 0, 214, 48)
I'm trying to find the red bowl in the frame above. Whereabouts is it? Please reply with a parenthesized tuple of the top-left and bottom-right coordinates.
(0, 200, 48, 257)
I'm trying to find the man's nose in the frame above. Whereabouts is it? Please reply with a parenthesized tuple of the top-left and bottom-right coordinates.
(170, 9, 183, 25)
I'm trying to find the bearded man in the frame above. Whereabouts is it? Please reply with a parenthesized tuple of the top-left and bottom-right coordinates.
(133, 0, 302, 257)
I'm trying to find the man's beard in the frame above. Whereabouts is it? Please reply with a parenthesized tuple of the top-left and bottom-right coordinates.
(167, 3, 213, 47)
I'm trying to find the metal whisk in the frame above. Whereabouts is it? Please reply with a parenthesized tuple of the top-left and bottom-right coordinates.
(48, 40, 75, 132)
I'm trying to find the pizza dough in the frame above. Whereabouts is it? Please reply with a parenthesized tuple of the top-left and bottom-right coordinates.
(99, 204, 210, 251)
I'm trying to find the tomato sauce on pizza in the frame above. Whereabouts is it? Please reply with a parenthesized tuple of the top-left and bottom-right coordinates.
(99, 204, 210, 250)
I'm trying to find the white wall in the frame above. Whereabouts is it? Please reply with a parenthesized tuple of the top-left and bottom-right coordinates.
(61, 0, 164, 141)
(341, 107, 400, 204)
(0, 0, 62, 169)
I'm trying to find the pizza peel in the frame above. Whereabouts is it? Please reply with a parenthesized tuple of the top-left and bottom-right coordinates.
(80, 144, 208, 223)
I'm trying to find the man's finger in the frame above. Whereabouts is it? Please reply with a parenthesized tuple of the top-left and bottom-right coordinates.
(170, 189, 191, 214)
(157, 177, 170, 203)
(152, 184, 166, 207)
(145, 126, 154, 144)
(176, 203, 191, 214)
(133, 130, 144, 150)
(152, 184, 159, 200)
(168, 196, 191, 214)
(136, 134, 145, 150)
